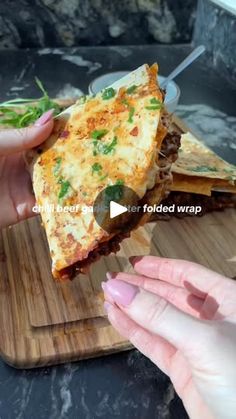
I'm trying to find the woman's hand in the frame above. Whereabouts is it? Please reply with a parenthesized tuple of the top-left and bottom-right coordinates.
(0, 110, 54, 228)
(102, 256, 236, 419)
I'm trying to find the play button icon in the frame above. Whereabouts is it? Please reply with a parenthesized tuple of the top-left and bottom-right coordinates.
(93, 183, 143, 233)
(110, 201, 128, 219)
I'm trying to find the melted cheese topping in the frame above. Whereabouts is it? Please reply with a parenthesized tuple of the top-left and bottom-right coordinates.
(32, 64, 164, 276)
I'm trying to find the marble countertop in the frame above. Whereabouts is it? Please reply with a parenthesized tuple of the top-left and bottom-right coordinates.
(0, 44, 235, 419)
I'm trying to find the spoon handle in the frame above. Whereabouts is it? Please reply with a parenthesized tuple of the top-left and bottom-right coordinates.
(161, 45, 206, 88)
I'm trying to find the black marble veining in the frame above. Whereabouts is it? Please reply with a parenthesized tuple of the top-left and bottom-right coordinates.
(193, 0, 236, 84)
(0, 351, 187, 419)
(0, 0, 197, 49)
(0, 44, 235, 418)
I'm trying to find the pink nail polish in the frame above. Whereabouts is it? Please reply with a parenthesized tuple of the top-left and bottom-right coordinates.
(129, 256, 143, 265)
(106, 279, 139, 306)
(34, 109, 54, 126)
(104, 301, 113, 312)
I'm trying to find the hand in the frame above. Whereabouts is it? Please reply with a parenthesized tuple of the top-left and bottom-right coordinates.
(102, 256, 236, 419)
(0, 110, 54, 228)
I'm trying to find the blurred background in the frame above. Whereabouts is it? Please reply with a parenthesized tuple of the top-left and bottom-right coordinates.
(0, 0, 197, 48)
(0, 0, 235, 83)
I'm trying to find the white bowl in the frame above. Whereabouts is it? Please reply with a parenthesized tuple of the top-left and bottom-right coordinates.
(88, 71, 180, 113)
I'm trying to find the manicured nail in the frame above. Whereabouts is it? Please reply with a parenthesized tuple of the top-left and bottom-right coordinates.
(106, 272, 117, 280)
(129, 256, 143, 265)
(34, 109, 54, 126)
(101, 281, 107, 291)
(105, 279, 139, 306)
(104, 301, 113, 312)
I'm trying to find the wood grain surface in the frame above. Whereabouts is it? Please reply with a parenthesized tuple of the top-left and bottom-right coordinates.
(0, 115, 235, 369)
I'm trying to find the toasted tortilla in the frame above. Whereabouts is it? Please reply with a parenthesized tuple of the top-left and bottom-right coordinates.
(28, 64, 171, 279)
(171, 132, 236, 195)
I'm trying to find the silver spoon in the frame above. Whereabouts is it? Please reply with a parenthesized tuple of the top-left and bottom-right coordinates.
(161, 45, 206, 89)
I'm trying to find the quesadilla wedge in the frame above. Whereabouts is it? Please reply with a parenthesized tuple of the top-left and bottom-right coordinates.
(27, 64, 180, 279)
(152, 132, 236, 220)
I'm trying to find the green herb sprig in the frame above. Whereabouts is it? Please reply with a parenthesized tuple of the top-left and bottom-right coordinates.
(0, 77, 60, 128)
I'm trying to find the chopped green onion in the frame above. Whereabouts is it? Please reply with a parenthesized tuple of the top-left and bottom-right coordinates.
(100, 174, 108, 181)
(58, 180, 71, 201)
(104, 181, 124, 206)
(79, 95, 87, 104)
(145, 97, 162, 111)
(91, 129, 108, 140)
(126, 85, 137, 95)
(128, 107, 135, 123)
(115, 179, 124, 185)
(121, 98, 129, 106)
(145, 105, 161, 110)
(102, 87, 116, 100)
(102, 136, 117, 155)
(53, 157, 62, 176)
(150, 97, 162, 105)
(93, 136, 118, 156)
(92, 162, 102, 175)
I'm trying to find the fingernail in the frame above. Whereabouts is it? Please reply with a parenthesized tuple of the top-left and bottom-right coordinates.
(129, 256, 143, 265)
(101, 281, 107, 291)
(104, 301, 113, 312)
(106, 272, 117, 280)
(105, 279, 139, 306)
(34, 109, 54, 126)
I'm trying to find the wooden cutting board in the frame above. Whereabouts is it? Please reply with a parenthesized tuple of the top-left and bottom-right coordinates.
(0, 116, 236, 369)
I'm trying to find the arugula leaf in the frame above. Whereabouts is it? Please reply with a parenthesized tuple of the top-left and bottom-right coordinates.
(35, 77, 48, 96)
(0, 78, 60, 128)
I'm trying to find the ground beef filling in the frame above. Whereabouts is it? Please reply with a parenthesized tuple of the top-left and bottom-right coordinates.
(58, 124, 181, 280)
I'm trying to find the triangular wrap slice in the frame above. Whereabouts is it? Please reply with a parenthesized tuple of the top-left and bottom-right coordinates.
(172, 132, 236, 196)
(28, 64, 176, 279)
